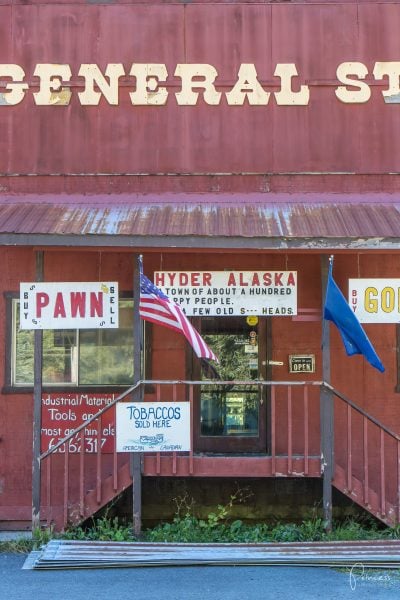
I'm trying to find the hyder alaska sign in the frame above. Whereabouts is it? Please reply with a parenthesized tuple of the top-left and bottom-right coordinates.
(155, 271, 297, 316)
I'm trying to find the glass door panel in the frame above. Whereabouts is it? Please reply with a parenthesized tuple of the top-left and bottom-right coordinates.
(194, 317, 267, 453)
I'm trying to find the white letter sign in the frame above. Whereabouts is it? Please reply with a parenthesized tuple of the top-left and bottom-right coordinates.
(349, 278, 400, 323)
(154, 271, 297, 317)
(19, 282, 119, 329)
(116, 402, 190, 452)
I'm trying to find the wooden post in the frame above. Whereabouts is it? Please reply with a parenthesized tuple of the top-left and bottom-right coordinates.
(32, 251, 44, 532)
(321, 255, 333, 532)
(132, 254, 144, 537)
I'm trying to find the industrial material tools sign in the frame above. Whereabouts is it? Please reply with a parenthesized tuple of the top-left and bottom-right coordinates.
(20, 282, 119, 329)
(116, 402, 191, 452)
(41, 393, 116, 453)
(349, 279, 400, 323)
(154, 271, 297, 316)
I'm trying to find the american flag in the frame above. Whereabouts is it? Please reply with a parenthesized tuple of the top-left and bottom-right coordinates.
(139, 272, 218, 362)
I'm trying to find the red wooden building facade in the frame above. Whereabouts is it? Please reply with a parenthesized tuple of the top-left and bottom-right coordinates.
(1, 0, 400, 531)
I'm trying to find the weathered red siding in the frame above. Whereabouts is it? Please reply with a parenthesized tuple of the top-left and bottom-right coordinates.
(1, 2, 400, 189)
(1, 247, 397, 525)
(1, 1, 400, 527)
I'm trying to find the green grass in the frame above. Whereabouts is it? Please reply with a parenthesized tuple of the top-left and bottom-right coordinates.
(1, 515, 396, 554)
(0, 539, 35, 554)
(142, 515, 395, 544)
(2, 494, 400, 553)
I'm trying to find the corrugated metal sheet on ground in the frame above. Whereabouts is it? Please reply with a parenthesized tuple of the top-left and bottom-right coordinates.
(23, 539, 400, 570)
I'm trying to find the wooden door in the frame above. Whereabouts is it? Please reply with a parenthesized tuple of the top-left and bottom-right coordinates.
(193, 316, 268, 453)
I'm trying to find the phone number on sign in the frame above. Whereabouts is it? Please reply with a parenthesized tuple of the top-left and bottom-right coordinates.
(45, 435, 112, 454)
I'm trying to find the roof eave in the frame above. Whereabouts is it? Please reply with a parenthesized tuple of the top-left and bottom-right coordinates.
(0, 233, 396, 251)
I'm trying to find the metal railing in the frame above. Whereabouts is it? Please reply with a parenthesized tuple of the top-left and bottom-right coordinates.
(328, 383, 400, 525)
(38, 380, 400, 530)
(40, 382, 140, 529)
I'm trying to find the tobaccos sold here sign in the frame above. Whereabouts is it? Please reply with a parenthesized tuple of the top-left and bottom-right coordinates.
(20, 282, 119, 329)
(154, 271, 297, 316)
(116, 402, 190, 452)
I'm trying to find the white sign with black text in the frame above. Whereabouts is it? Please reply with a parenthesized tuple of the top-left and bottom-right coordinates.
(19, 282, 119, 329)
(116, 402, 191, 452)
(154, 271, 297, 316)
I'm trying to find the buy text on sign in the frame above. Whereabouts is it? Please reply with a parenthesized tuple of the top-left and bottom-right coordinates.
(349, 279, 400, 323)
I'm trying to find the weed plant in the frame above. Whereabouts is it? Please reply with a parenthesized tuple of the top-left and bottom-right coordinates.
(1, 491, 399, 552)
(0, 526, 55, 553)
(62, 515, 135, 542)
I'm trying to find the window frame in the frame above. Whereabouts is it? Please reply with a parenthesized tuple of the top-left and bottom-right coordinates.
(190, 315, 269, 453)
(3, 291, 151, 393)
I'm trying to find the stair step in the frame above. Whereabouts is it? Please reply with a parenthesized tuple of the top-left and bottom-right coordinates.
(51, 461, 133, 531)
(333, 464, 398, 526)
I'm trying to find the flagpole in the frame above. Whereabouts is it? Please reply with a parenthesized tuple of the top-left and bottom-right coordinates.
(132, 253, 143, 537)
(321, 254, 333, 532)
(32, 250, 44, 533)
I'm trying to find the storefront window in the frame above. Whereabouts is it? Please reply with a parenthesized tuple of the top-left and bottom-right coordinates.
(11, 298, 134, 387)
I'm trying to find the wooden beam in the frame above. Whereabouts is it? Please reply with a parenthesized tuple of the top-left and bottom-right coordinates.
(321, 255, 333, 532)
(32, 251, 44, 532)
(132, 254, 144, 537)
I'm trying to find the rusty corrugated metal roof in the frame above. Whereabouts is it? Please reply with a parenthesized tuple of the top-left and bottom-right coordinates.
(1, 193, 400, 249)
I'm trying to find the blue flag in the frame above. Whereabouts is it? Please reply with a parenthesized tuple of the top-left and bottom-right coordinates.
(323, 263, 385, 373)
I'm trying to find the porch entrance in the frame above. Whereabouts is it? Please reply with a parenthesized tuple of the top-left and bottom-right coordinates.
(193, 316, 268, 453)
